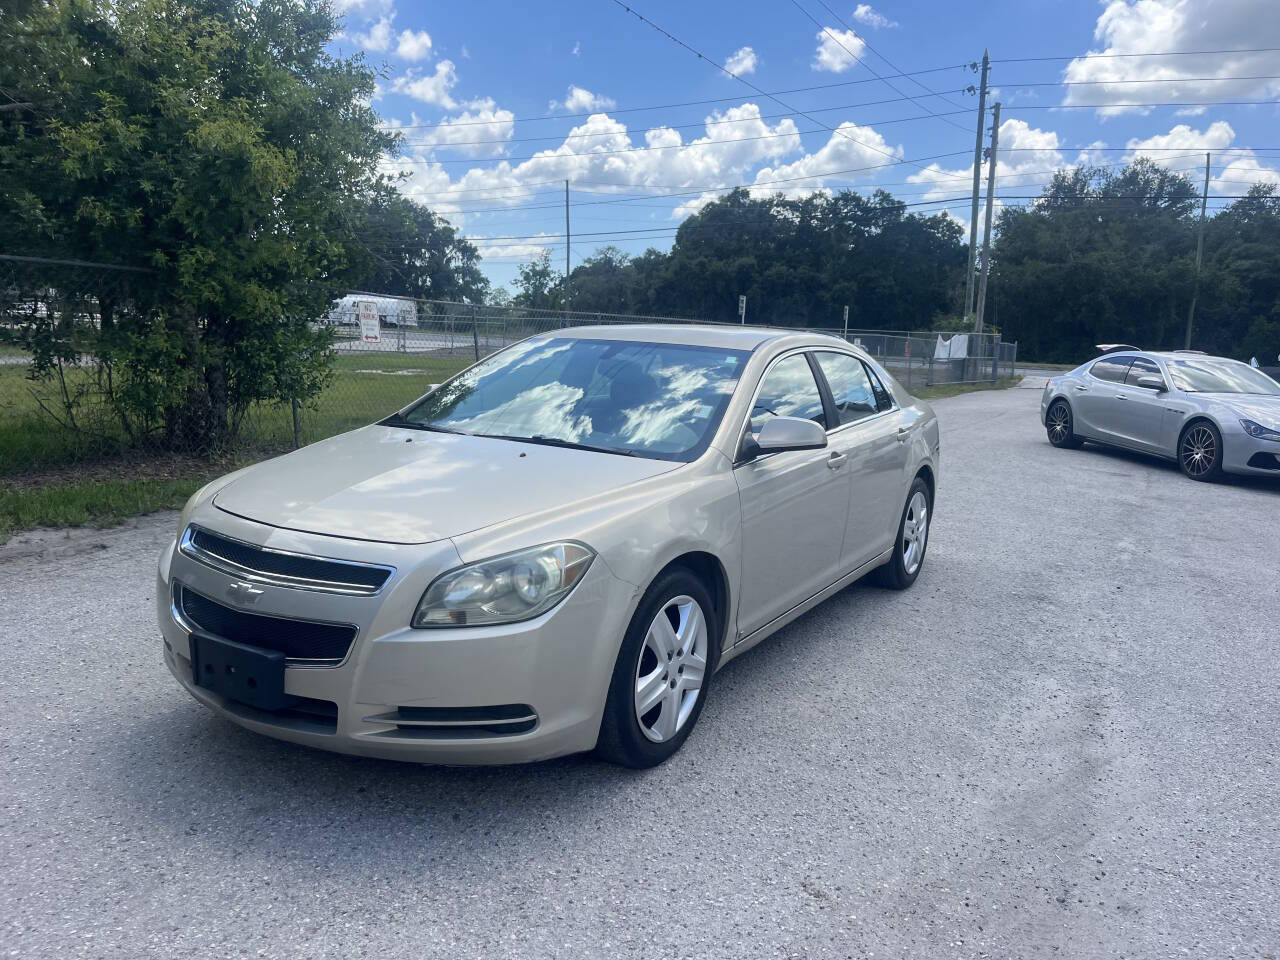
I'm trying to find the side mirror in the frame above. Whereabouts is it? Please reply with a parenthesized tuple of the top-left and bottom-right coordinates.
(1135, 376, 1167, 392)
(741, 416, 828, 461)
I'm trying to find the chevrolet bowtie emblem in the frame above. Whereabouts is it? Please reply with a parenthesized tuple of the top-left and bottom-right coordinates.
(226, 582, 265, 604)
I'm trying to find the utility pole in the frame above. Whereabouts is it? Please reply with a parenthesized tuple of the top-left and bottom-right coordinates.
(564, 180, 571, 312)
(1184, 153, 1210, 349)
(963, 50, 990, 326)
(975, 102, 1001, 334)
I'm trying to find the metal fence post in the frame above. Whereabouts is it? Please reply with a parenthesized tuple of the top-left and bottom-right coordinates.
(907, 342, 915, 391)
(290, 395, 301, 449)
(471, 304, 480, 361)
(991, 333, 1001, 382)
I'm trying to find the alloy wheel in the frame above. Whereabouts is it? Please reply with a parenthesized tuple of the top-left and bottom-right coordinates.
(634, 595, 708, 743)
(1181, 425, 1217, 477)
(902, 491, 929, 576)
(1047, 402, 1070, 444)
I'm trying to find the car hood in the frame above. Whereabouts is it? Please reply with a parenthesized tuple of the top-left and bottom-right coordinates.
(213, 425, 680, 544)
(1200, 393, 1280, 425)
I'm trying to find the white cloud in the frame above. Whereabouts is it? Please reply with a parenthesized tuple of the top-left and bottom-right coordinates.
(674, 120, 900, 216)
(556, 85, 616, 112)
(392, 60, 459, 109)
(572, 41, 581, 56)
(1124, 121, 1236, 159)
(396, 99, 515, 158)
(469, 235, 559, 260)
(396, 28, 433, 61)
(724, 46, 758, 77)
(906, 118, 1067, 232)
(812, 27, 865, 73)
(354, 15, 393, 53)
(333, 0, 392, 13)
(1062, 0, 1280, 115)
(384, 102, 818, 231)
(1125, 121, 1280, 194)
(851, 4, 897, 28)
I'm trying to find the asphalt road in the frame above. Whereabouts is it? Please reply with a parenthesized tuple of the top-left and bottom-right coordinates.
(3, 387, 1278, 959)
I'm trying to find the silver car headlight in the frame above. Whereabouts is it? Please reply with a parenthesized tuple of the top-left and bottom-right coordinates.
(412, 542, 595, 628)
(1240, 419, 1280, 441)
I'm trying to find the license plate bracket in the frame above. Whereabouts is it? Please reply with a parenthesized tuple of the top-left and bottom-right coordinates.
(190, 631, 289, 712)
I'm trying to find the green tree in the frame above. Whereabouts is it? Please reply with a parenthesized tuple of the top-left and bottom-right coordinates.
(0, 0, 459, 451)
(511, 250, 564, 310)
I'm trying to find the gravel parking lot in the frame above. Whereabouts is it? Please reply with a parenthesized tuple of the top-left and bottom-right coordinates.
(2, 386, 1277, 959)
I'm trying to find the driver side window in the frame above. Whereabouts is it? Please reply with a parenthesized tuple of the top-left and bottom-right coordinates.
(749, 354, 826, 434)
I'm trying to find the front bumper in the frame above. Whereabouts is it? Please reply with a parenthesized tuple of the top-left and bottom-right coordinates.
(1223, 433, 1280, 476)
(157, 514, 640, 764)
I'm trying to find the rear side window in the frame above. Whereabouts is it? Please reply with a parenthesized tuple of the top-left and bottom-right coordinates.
(750, 354, 826, 433)
(813, 351, 879, 426)
(1125, 357, 1163, 386)
(1091, 357, 1134, 383)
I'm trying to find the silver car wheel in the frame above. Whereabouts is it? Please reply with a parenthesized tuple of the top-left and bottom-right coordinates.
(901, 491, 929, 576)
(634, 594, 708, 743)
(1047, 401, 1070, 443)
(1181, 425, 1217, 477)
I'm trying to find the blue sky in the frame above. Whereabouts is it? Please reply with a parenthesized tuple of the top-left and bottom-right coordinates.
(331, 0, 1280, 291)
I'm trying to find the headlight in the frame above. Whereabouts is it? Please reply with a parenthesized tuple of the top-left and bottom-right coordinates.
(412, 542, 595, 628)
(1240, 419, 1280, 441)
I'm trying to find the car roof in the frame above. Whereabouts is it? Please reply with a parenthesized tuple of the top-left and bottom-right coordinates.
(547, 323, 838, 351)
(1094, 350, 1241, 364)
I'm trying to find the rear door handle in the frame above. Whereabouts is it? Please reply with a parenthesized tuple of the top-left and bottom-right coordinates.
(896, 427, 910, 442)
(827, 451, 847, 469)
(1073, 384, 1088, 392)
(1115, 394, 1128, 400)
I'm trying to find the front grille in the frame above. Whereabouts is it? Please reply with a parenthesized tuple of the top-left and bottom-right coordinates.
(177, 583, 357, 663)
(183, 526, 393, 595)
(363, 704, 538, 739)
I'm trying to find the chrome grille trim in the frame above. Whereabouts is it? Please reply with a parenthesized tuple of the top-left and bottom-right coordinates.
(179, 525, 396, 596)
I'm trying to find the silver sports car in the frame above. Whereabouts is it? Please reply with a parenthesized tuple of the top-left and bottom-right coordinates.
(1041, 350, 1280, 481)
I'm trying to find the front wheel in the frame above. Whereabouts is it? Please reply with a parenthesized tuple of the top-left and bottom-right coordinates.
(1179, 421, 1224, 481)
(596, 568, 717, 768)
(874, 477, 932, 590)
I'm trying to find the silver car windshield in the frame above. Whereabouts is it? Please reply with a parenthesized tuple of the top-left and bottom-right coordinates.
(394, 336, 750, 461)
(1165, 358, 1280, 395)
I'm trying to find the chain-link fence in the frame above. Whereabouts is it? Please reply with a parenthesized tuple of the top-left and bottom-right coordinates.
(1, 257, 1016, 475)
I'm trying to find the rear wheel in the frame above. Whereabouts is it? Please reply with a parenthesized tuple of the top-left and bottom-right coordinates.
(1179, 421, 1223, 481)
(596, 568, 717, 768)
(1046, 399, 1083, 449)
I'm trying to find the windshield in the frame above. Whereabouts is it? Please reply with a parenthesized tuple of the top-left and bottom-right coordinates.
(1165, 358, 1280, 395)
(393, 336, 750, 461)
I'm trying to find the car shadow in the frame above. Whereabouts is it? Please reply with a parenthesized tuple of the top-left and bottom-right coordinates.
(1079, 440, 1280, 493)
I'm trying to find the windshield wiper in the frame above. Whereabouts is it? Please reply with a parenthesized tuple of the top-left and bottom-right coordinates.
(380, 414, 464, 434)
(476, 433, 637, 456)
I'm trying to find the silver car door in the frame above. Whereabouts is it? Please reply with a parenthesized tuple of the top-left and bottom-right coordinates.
(811, 351, 907, 571)
(1119, 356, 1173, 452)
(733, 353, 850, 638)
(1074, 356, 1134, 442)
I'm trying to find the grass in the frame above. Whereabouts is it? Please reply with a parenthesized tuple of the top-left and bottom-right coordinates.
(912, 376, 1022, 401)
(0, 349, 472, 541)
(0, 475, 210, 542)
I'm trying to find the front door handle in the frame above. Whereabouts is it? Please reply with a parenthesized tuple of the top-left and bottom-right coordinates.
(1115, 394, 1128, 400)
(827, 451, 847, 469)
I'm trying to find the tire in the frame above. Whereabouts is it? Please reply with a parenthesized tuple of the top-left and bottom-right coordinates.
(874, 476, 932, 590)
(595, 568, 718, 769)
(1179, 420, 1224, 482)
(1046, 398, 1083, 449)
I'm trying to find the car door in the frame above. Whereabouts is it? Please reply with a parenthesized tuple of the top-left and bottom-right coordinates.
(811, 351, 908, 571)
(733, 352, 850, 638)
(1118, 356, 1173, 452)
(1072, 356, 1134, 442)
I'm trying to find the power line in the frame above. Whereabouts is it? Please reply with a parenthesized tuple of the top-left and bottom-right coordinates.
(377, 63, 974, 131)
(787, 0, 971, 132)
(396, 89, 974, 148)
(992, 47, 1280, 64)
